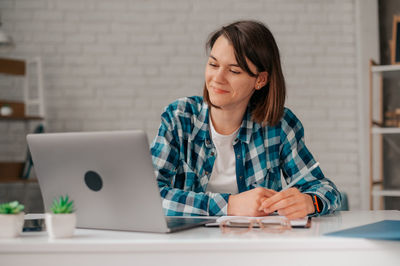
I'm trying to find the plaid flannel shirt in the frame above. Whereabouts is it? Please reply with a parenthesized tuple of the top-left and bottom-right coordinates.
(151, 96, 341, 216)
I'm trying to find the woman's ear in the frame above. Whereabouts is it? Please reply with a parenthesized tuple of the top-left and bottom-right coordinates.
(255, 71, 268, 90)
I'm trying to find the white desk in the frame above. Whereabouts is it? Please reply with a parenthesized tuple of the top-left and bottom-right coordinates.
(1, 211, 399, 266)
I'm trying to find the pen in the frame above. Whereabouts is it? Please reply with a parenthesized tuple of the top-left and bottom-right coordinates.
(281, 162, 320, 191)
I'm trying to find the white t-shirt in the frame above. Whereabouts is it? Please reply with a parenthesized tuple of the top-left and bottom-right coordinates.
(206, 120, 239, 194)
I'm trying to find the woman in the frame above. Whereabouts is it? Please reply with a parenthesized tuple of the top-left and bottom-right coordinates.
(151, 20, 341, 219)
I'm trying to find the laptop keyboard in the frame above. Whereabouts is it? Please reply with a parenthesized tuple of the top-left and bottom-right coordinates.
(165, 216, 215, 229)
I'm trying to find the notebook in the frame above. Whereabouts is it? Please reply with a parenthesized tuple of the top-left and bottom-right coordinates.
(206, 215, 311, 228)
(27, 130, 215, 233)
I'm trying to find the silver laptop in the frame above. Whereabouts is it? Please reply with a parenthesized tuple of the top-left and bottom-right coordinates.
(27, 130, 215, 233)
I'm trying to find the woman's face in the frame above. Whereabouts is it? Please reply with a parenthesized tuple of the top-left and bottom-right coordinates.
(205, 36, 261, 111)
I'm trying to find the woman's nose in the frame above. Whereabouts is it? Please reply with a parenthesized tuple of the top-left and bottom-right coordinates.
(213, 68, 226, 83)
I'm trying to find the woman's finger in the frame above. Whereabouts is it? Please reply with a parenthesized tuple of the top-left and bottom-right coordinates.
(285, 210, 308, 220)
(258, 188, 299, 211)
(266, 195, 298, 214)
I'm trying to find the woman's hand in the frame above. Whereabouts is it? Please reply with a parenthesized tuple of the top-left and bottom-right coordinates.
(227, 187, 277, 216)
(258, 188, 315, 219)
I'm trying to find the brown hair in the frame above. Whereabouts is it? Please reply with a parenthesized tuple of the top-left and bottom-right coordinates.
(203, 20, 286, 126)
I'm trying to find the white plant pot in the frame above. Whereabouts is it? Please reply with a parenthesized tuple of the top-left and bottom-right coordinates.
(0, 212, 25, 238)
(45, 213, 76, 238)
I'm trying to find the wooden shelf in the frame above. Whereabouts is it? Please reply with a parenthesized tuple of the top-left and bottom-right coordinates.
(0, 57, 45, 187)
(372, 189, 400, 197)
(368, 60, 400, 209)
(0, 58, 25, 76)
(371, 126, 400, 134)
(371, 64, 400, 73)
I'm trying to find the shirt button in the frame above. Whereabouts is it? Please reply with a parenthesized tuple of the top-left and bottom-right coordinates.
(210, 152, 215, 156)
(205, 171, 209, 175)
(239, 176, 243, 180)
(237, 154, 240, 159)
(205, 140, 210, 145)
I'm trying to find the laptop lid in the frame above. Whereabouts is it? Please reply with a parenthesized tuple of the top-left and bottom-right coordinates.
(27, 130, 185, 233)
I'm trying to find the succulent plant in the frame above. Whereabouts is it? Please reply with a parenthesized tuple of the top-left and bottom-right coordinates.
(0, 201, 25, 214)
(50, 195, 75, 214)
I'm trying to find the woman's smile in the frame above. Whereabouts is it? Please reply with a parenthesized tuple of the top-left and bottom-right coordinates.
(212, 86, 230, 94)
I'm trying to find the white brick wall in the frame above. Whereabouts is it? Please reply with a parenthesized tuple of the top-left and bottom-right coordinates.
(0, 0, 362, 209)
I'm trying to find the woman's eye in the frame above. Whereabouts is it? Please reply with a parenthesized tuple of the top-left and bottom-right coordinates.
(230, 70, 241, 74)
(209, 62, 217, 67)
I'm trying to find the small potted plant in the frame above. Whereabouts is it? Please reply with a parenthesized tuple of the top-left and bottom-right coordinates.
(45, 195, 76, 238)
(0, 201, 25, 238)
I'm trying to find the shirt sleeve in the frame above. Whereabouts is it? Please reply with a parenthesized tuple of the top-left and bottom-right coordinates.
(150, 105, 230, 216)
(279, 110, 342, 216)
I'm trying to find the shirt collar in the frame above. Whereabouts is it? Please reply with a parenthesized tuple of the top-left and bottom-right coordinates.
(190, 101, 211, 143)
(191, 101, 259, 145)
(236, 105, 260, 144)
